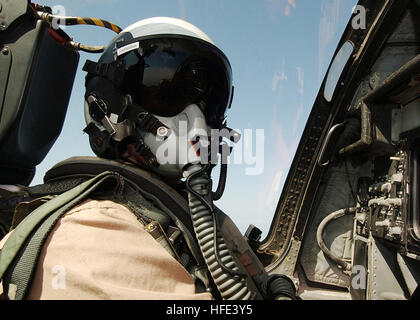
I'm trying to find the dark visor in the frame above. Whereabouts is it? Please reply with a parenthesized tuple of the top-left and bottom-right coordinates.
(117, 35, 233, 128)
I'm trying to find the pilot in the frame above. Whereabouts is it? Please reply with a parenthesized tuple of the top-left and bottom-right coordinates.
(0, 17, 297, 300)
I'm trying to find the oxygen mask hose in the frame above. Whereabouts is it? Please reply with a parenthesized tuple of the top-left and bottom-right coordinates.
(184, 164, 252, 300)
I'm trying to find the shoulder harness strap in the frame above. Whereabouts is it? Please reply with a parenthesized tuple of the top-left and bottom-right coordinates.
(0, 172, 119, 299)
(0, 157, 210, 299)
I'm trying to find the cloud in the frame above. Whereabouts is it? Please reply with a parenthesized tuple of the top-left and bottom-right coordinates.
(280, 59, 288, 81)
(285, 5, 292, 16)
(296, 66, 304, 94)
(285, 0, 297, 16)
(272, 58, 288, 92)
(265, 0, 297, 22)
(292, 102, 304, 136)
(265, 170, 284, 206)
(272, 73, 281, 92)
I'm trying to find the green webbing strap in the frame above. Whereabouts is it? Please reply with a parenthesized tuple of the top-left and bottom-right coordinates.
(0, 171, 117, 299)
(4, 202, 74, 299)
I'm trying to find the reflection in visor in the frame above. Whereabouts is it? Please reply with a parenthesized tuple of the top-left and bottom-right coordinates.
(119, 36, 233, 128)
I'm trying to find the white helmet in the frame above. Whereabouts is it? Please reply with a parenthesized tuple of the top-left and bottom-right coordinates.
(82, 17, 234, 179)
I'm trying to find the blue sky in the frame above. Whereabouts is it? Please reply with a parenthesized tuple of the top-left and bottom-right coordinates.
(35, 0, 358, 237)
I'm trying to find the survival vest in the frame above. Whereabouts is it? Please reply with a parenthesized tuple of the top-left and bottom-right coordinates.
(0, 156, 212, 300)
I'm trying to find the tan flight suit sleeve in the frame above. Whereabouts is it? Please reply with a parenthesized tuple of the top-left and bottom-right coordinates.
(0, 199, 213, 300)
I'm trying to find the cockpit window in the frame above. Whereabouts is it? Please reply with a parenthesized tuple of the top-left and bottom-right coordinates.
(324, 40, 355, 102)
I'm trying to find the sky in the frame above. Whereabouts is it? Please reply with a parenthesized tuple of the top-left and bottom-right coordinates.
(34, 0, 358, 238)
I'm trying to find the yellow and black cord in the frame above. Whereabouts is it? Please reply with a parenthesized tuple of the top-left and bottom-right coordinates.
(37, 11, 123, 53)
(71, 17, 122, 34)
(40, 14, 123, 34)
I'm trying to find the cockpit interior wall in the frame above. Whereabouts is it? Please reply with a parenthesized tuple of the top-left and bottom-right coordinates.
(294, 2, 420, 299)
(300, 158, 370, 289)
